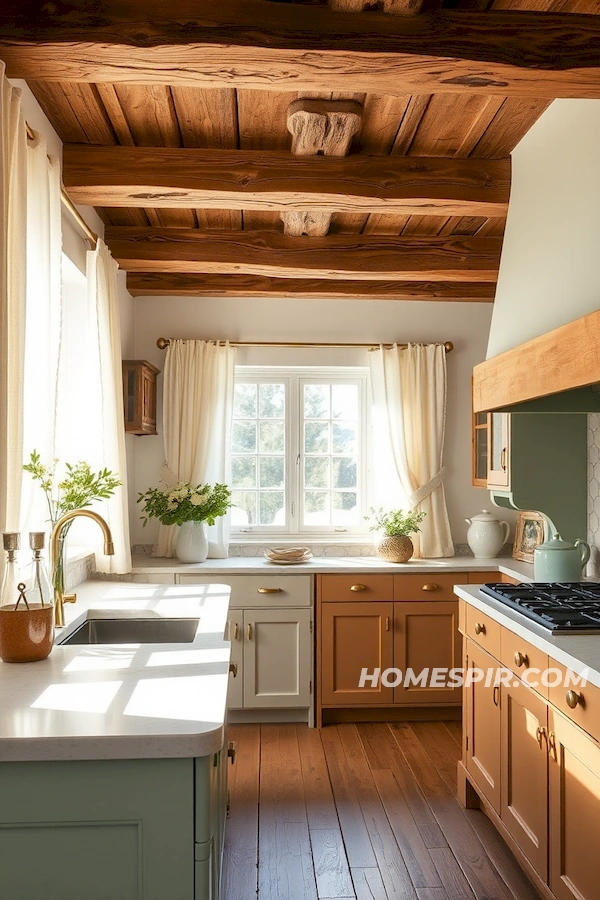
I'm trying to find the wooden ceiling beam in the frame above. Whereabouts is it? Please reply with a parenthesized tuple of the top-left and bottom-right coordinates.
(104, 227, 501, 282)
(63, 146, 511, 218)
(2, 4, 600, 98)
(126, 272, 496, 300)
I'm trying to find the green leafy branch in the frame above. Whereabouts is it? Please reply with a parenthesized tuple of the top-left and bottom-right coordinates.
(364, 506, 426, 537)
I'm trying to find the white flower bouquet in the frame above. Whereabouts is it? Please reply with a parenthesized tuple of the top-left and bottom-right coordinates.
(137, 481, 231, 527)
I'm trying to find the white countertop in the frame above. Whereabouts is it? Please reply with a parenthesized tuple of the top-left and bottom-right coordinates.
(131, 553, 535, 580)
(0, 581, 231, 762)
(455, 584, 600, 689)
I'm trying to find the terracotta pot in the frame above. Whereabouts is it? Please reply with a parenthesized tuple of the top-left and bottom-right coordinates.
(0, 605, 54, 663)
(377, 535, 414, 563)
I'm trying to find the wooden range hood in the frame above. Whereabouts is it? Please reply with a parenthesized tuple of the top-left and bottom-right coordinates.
(473, 307, 600, 413)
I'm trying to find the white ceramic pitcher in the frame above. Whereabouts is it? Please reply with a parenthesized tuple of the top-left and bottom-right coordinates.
(465, 509, 510, 559)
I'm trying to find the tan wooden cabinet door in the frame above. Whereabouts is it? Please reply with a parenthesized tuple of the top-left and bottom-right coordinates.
(392, 601, 461, 706)
(501, 678, 549, 880)
(243, 607, 311, 709)
(549, 708, 600, 900)
(320, 601, 393, 706)
(464, 639, 501, 813)
(487, 411, 510, 489)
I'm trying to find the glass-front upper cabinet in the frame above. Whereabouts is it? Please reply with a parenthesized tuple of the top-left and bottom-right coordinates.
(487, 412, 510, 489)
(472, 412, 489, 487)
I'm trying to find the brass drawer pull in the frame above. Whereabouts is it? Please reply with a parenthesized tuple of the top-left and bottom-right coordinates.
(536, 725, 546, 748)
(350, 584, 367, 592)
(421, 583, 440, 592)
(247, 623, 253, 640)
(493, 685, 500, 707)
(385, 616, 390, 632)
(501, 447, 507, 471)
(258, 587, 282, 594)
(514, 651, 528, 668)
(566, 689, 583, 709)
(474, 622, 486, 636)
(228, 740, 237, 765)
(229, 663, 238, 678)
(547, 731, 557, 760)
(233, 622, 240, 641)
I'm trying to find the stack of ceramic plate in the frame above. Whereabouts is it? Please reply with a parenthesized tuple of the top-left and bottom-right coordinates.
(265, 546, 313, 565)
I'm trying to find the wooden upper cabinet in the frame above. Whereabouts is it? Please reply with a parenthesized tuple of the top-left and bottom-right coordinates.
(472, 410, 489, 488)
(501, 678, 549, 880)
(464, 638, 501, 813)
(122, 360, 160, 435)
(487, 412, 510, 489)
(393, 601, 461, 705)
(320, 601, 393, 706)
(549, 708, 600, 900)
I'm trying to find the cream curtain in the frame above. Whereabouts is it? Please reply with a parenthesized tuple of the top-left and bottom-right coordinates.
(20, 131, 62, 535)
(0, 68, 27, 571)
(85, 239, 132, 573)
(155, 340, 236, 559)
(370, 343, 454, 558)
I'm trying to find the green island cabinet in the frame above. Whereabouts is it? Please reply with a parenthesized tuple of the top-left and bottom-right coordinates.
(0, 745, 228, 900)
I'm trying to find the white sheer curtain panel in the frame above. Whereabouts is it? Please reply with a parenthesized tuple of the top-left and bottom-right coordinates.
(369, 343, 454, 558)
(84, 240, 132, 573)
(20, 132, 62, 536)
(155, 340, 236, 559)
(0, 68, 27, 574)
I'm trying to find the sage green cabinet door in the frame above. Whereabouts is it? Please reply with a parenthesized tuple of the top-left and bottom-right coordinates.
(243, 607, 311, 708)
(0, 758, 195, 900)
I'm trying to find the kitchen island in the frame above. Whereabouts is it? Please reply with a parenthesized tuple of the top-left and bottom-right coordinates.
(0, 581, 232, 900)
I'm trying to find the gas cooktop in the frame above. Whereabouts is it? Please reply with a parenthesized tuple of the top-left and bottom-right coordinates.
(479, 583, 600, 634)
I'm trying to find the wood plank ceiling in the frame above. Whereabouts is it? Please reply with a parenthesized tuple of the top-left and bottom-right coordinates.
(2, 0, 598, 300)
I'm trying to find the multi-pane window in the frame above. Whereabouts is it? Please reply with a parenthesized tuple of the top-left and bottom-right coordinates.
(231, 369, 368, 535)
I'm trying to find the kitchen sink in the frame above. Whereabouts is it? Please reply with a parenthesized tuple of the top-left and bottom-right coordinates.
(58, 617, 200, 645)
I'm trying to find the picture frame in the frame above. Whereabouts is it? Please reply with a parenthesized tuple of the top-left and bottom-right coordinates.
(513, 511, 546, 563)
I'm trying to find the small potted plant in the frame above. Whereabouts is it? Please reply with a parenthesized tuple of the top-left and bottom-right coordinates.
(365, 507, 426, 563)
(138, 481, 232, 562)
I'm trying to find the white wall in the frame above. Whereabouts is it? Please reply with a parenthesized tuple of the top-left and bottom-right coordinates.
(129, 295, 494, 549)
(487, 99, 600, 359)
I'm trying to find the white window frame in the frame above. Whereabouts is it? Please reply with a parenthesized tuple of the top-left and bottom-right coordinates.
(232, 366, 371, 539)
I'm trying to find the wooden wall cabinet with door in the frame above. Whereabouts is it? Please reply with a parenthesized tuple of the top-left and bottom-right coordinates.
(459, 597, 600, 900)
(317, 572, 470, 726)
(179, 574, 312, 718)
(471, 411, 509, 489)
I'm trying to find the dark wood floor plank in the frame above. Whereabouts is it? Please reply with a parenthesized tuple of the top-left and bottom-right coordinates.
(409, 722, 460, 793)
(444, 720, 463, 747)
(389, 723, 517, 900)
(351, 867, 389, 900)
(321, 726, 378, 869)
(337, 725, 418, 899)
(429, 848, 477, 900)
(296, 725, 340, 831)
(462, 811, 542, 900)
(359, 722, 447, 849)
(222, 724, 260, 900)
(311, 828, 356, 899)
(259, 724, 318, 900)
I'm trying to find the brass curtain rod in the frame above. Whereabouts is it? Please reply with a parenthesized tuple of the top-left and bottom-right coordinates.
(26, 122, 98, 249)
(157, 338, 454, 352)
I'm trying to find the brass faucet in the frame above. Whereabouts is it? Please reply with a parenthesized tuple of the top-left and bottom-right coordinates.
(51, 510, 115, 627)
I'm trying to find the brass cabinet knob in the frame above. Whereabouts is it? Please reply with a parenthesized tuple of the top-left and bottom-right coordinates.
(474, 622, 485, 635)
(514, 651, 528, 668)
(229, 663, 238, 678)
(228, 740, 237, 764)
(566, 689, 582, 709)
(421, 583, 440, 592)
(257, 587, 282, 594)
(350, 584, 367, 592)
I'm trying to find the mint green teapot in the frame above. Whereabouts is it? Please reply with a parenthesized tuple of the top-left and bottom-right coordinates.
(533, 534, 590, 582)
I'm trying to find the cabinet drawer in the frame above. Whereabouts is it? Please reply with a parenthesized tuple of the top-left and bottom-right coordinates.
(465, 605, 501, 658)
(500, 629, 549, 699)
(319, 574, 393, 602)
(467, 571, 499, 584)
(178, 574, 311, 608)
(393, 573, 459, 601)
(548, 663, 600, 744)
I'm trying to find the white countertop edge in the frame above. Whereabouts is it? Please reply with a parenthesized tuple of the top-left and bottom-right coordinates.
(129, 554, 535, 581)
(0, 582, 232, 762)
(454, 584, 600, 689)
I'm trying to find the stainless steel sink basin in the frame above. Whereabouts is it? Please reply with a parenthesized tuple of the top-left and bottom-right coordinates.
(59, 617, 200, 645)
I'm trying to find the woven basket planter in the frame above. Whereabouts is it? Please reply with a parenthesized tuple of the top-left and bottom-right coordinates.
(376, 535, 414, 563)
